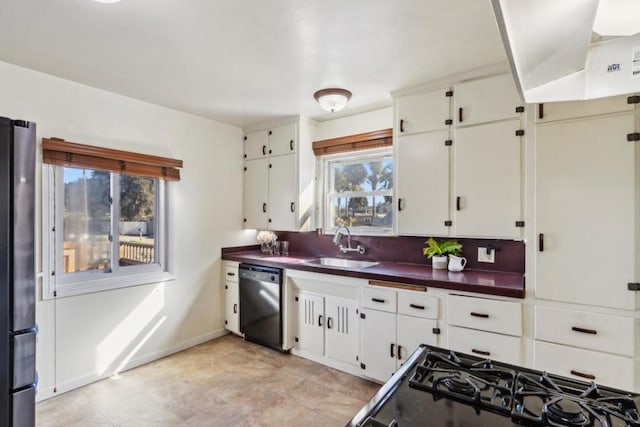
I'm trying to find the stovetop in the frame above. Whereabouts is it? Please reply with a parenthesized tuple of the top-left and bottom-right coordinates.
(348, 345, 640, 427)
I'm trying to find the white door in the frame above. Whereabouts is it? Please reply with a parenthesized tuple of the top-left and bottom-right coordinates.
(360, 308, 397, 382)
(294, 292, 325, 356)
(269, 124, 297, 156)
(536, 114, 636, 310)
(396, 130, 450, 236)
(245, 130, 269, 160)
(243, 158, 269, 229)
(396, 88, 451, 135)
(325, 297, 359, 366)
(225, 280, 240, 335)
(454, 74, 522, 126)
(268, 154, 297, 231)
(396, 315, 438, 366)
(453, 119, 522, 238)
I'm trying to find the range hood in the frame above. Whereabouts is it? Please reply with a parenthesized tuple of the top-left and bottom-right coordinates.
(491, 0, 640, 103)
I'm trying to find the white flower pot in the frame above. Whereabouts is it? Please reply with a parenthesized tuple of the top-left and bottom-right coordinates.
(431, 255, 448, 270)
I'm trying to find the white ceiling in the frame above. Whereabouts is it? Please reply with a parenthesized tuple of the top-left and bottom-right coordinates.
(0, 0, 508, 128)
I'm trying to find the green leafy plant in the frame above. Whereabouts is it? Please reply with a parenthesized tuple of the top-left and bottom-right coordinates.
(422, 237, 463, 259)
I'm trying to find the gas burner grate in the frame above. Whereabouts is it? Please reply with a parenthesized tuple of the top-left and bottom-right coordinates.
(513, 371, 640, 427)
(408, 349, 516, 414)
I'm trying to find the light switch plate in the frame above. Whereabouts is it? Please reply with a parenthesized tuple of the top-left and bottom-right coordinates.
(478, 247, 495, 263)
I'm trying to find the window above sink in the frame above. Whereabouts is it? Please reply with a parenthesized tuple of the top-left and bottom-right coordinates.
(320, 147, 394, 237)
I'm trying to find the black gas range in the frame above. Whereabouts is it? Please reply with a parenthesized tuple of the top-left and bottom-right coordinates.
(348, 345, 640, 427)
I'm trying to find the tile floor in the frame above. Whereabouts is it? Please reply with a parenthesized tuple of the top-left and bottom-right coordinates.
(36, 334, 380, 426)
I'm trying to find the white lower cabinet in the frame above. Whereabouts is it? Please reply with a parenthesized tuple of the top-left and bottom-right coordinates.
(448, 326, 522, 365)
(293, 290, 359, 367)
(535, 341, 635, 391)
(533, 304, 638, 391)
(360, 308, 397, 382)
(446, 294, 523, 365)
(360, 286, 440, 382)
(223, 261, 240, 335)
(396, 315, 438, 364)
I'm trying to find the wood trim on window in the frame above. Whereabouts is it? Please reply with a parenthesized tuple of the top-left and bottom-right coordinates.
(42, 137, 183, 181)
(312, 128, 392, 156)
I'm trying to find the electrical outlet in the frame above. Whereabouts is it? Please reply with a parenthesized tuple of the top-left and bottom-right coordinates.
(478, 247, 495, 263)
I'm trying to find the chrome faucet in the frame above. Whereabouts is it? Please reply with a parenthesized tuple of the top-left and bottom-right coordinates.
(333, 225, 365, 254)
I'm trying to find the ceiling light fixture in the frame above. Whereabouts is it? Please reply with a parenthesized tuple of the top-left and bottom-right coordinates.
(314, 88, 352, 113)
(94, 0, 121, 3)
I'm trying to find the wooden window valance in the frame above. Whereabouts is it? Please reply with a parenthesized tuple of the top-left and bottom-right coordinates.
(42, 137, 183, 181)
(312, 128, 392, 156)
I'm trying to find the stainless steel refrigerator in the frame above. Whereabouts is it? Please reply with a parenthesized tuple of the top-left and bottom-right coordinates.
(0, 117, 37, 427)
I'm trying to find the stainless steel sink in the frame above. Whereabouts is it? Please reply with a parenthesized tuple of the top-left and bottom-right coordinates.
(304, 257, 379, 269)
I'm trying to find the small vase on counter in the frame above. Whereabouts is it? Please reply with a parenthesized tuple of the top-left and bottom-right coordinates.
(431, 255, 448, 270)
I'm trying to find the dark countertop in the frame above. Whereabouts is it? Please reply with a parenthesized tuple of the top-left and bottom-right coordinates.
(222, 250, 525, 299)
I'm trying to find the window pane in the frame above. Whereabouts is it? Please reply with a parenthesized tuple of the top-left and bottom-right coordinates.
(119, 175, 157, 267)
(332, 163, 368, 192)
(330, 195, 393, 229)
(62, 168, 111, 273)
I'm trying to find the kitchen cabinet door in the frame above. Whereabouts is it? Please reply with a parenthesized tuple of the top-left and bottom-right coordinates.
(534, 95, 635, 124)
(453, 119, 522, 238)
(294, 291, 325, 356)
(243, 158, 269, 229)
(396, 130, 450, 236)
(269, 124, 297, 156)
(244, 130, 269, 160)
(536, 114, 636, 310)
(454, 74, 522, 126)
(360, 308, 397, 382)
(224, 280, 240, 335)
(396, 315, 438, 365)
(325, 296, 359, 366)
(268, 154, 297, 231)
(396, 88, 451, 135)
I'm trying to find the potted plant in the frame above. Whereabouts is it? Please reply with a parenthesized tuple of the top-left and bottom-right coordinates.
(422, 237, 463, 270)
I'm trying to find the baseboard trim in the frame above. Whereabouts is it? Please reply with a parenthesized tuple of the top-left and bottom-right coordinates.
(36, 328, 228, 402)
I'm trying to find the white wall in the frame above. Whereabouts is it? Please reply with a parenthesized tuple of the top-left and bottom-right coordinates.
(0, 61, 256, 399)
(316, 107, 393, 140)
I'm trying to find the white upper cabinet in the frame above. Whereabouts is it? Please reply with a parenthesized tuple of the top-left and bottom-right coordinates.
(243, 158, 269, 229)
(243, 118, 316, 231)
(396, 88, 451, 135)
(396, 130, 451, 236)
(454, 74, 523, 126)
(269, 124, 297, 156)
(535, 94, 636, 123)
(453, 119, 523, 238)
(536, 113, 636, 310)
(244, 130, 269, 160)
(267, 154, 297, 231)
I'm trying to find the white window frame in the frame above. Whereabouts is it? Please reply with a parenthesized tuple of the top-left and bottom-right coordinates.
(42, 164, 175, 299)
(320, 147, 394, 236)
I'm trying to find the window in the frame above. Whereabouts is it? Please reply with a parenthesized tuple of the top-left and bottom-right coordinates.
(42, 137, 181, 298)
(323, 149, 393, 234)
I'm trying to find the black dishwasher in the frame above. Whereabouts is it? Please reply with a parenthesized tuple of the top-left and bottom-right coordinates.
(238, 263, 284, 352)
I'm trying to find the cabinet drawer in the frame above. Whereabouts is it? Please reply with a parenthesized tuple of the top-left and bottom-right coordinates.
(397, 291, 438, 319)
(225, 265, 239, 283)
(535, 341, 635, 391)
(535, 306, 636, 357)
(448, 326, 522, 366)
(361, 287, 397, 313)
(447, 294, 522, 336)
